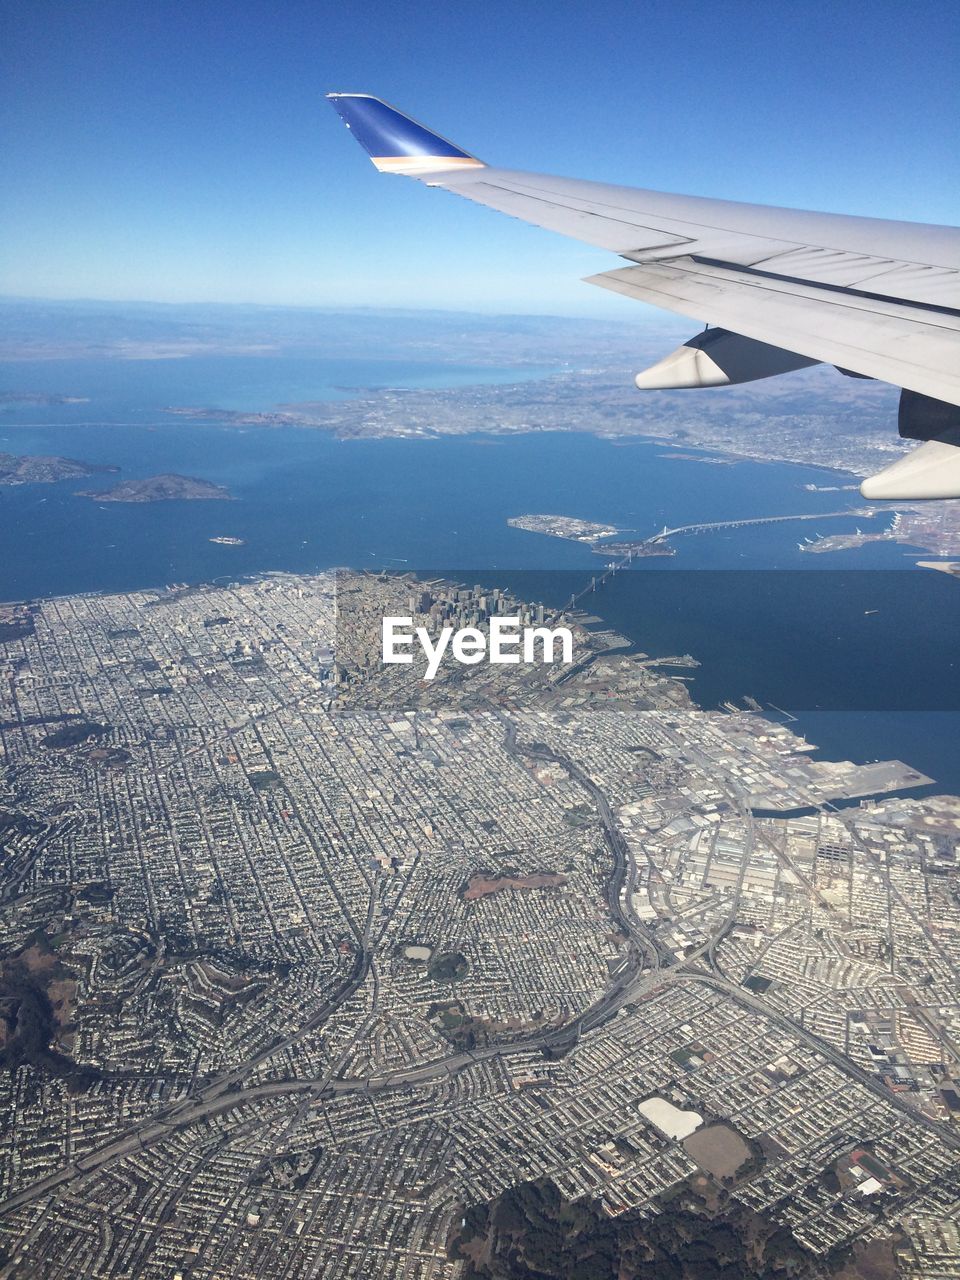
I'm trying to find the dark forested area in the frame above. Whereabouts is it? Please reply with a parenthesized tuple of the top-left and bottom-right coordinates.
(449, 1177, 864, 1280)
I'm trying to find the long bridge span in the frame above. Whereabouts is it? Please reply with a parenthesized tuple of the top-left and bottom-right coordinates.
(649, 506, 875, 542)
(560, 507, 875, 612)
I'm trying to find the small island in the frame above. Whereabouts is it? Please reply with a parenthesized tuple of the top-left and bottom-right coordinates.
(77, 474, 232, 503)
(0, 453, 117, 486)
(507, 513, 623, 543)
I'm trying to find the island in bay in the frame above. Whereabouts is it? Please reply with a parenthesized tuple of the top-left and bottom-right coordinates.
(507, 514, 623, 543)
(77, 473, 232, 502)
(0, 453, 118, 486)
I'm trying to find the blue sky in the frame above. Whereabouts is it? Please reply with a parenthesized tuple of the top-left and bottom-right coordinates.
(1, 0, 957, 315)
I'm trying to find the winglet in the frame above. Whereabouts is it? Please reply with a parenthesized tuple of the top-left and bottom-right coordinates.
(326, 93, 486, 175)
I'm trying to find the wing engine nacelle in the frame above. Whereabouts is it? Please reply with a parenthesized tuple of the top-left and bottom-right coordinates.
(859, 391, 960, 499)
(634, 328, 819, 390)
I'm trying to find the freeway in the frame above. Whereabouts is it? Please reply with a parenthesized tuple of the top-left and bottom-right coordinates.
(3, 706, 959, 1223)
(494, 712, 673, 973)
(0, 945, 378, 1217)
(695, 971, 960, 1153)
(5, 940, 958, 1227)
(705, 785, 755, 972)
(0, 706, 670, 1219)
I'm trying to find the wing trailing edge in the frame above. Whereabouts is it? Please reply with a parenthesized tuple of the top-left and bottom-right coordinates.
(328, 92, 960, 498)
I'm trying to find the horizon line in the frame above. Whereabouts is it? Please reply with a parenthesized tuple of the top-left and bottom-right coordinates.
(0, 292, 677, 327)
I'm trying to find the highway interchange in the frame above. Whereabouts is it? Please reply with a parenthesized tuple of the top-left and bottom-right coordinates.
(2, 704, 957, 1230)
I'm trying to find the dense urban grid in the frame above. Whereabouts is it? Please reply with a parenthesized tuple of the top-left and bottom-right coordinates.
(0, 571, 959, 1278)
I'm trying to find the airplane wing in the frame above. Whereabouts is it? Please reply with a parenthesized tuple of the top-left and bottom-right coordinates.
(327, 93, 960, 499)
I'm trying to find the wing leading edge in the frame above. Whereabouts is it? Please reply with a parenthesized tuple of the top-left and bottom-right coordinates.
(327, 92, 960, 500)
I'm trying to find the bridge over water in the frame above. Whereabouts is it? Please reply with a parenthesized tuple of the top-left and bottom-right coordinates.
(649, 507, 875, 542)
(560, 507, 875, 612)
